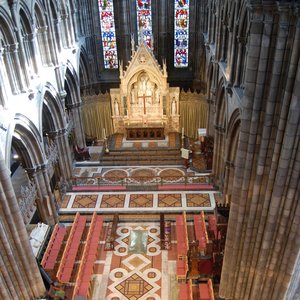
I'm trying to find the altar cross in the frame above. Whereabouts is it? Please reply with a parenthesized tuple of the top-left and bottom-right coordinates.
(137, 94, 152, 114)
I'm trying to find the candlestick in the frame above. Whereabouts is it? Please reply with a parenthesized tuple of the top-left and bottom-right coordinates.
(181, 127, 184, 137)
(103, 128, 106, 140)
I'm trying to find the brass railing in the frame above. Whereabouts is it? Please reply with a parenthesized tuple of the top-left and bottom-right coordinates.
(70, 174, 214, 189)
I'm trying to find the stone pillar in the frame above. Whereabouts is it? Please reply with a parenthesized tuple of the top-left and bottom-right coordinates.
(10, 2, 31, 88)
(61, 13, 72, 48)
(0, 154, 45, 298)
(55, 65, 67, 99)
(10, 43, 27, 92)
(220, 3, 300, 300)
(38, 26, 52, 66)
(3, 45, 20, 94)
(0, 48, 9, 107)
(233, 36, 246, 87)
(42, 165, 59, 223)
(116, 0, 132, 64)
(69, 102, 86, 148)
(29, 169, 48, 223)
(54, 17, 63, 52)
(51, 130, 73, 181)
(28, 30, 43, 75)
(71, 6, 79, 42)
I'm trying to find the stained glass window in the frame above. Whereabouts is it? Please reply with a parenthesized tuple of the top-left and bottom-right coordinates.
(136, 0, 152, 48)
(174, 0, 189, 67)
(98, 0, 118, 69)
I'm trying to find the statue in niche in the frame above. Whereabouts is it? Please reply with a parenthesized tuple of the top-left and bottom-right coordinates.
(138, 74, 148, 96)
(114, 98, 119, 116)
(131, 84, 137, 104)
(171, 97, 177, 115)
(155, 86, 160, 104)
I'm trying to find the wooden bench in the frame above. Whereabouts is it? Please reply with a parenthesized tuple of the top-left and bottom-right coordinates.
(56, 213, 87, 283)
(194, 212, 208, 254)
(41, 224, 67, 271)
(199, 279, 214, 300)
(72, 213, 104, 300)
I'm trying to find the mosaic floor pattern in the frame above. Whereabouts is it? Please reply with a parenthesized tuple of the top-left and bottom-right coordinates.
(158, 194, 182, 207)
(107, 223, 162, 300)
(101, 194, 126, 208)
(60, 191, 218, 213)
(186, 193, 211, 207)
(129, 194, 153, 208)
(72, 194, 98, 208)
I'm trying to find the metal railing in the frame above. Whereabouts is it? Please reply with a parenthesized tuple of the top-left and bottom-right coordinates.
(70, 174, 214, 189)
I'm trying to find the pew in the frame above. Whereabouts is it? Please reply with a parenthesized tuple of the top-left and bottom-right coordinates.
(194, 212, 208, 254)
(72, 213, 104, 300)
(56, 213, 87, 283)
(199, 279, 214, 300)
(41, 224, 67, 271)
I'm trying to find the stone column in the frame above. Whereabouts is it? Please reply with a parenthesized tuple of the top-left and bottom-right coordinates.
(220, 3, 300, 300)
(42, 165, 59, 223)
(220, 4, 274, 298)
(10, 2, 30, 88)
(38, 26, 52, 66)
(55, 65, 67, 99)
(70, 6, 79, 42)
(0, 154, 45, 298)
(69, 102, 86, 148)
(3, 45, 20, 94)
(10, 43, 27, 92)
(54, 17, 63, 52)
(27, 30, 43, 75)
(29, 169, 48, 223)
(0, 48, 9, 107)
(233, 36, 246, 87)
(51, 130, 73, 181)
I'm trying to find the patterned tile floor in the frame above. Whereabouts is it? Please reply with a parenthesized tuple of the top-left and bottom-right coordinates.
(59, 191, 218, 213)
(58, 221, 200, 300)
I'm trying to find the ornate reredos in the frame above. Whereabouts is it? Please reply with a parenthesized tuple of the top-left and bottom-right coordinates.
(120, 42, 168, 93)
(110, 42, 180, 134)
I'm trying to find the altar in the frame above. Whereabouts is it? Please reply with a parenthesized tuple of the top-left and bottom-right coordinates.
(126, 126, 164, 140)
(110, 38, 180, 136)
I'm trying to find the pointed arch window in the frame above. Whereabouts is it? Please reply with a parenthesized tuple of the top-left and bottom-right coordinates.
(174, 0, 189, 67)
(136, 0, 152, 48)
(98, 0, 118, 69)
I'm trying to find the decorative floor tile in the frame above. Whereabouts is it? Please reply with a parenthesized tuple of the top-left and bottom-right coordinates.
(101, 194, 126, 208)
(186, 193, 211, 207)
(158, 194, 182, 207)
(72, 194, 97, 208)
(129, 194, 153, 208)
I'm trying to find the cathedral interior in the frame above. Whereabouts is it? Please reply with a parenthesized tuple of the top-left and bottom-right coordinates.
(0, 0, 299, 299)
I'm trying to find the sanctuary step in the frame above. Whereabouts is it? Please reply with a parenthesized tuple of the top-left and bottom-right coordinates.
(100, 148, 185, 166)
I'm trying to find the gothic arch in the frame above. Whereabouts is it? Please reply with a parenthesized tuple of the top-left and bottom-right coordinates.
(12, 114, 44, 169)
(64, 61, 80, 107)
(41, 83, 66, 132)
